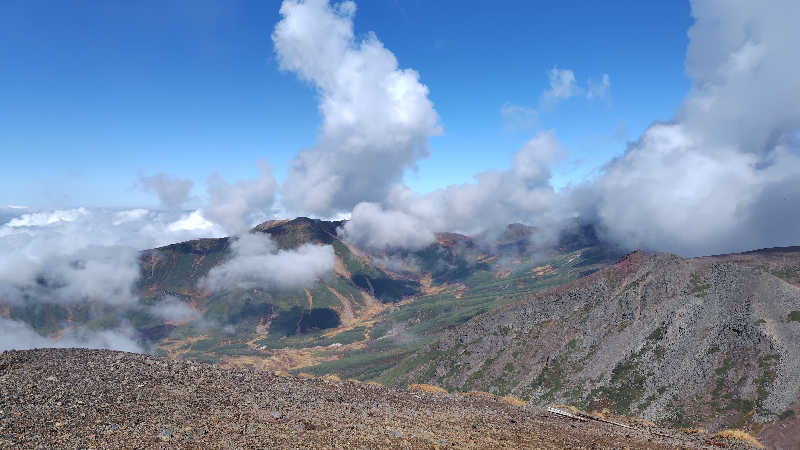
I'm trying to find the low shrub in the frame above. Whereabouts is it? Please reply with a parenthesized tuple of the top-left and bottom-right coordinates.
(321, 374, 342, 383)
(712, 429, 764, 448)
(501, 395, 526, 407)
(466, 390, 496, 400)
(632, 417, 656, 427)
(408, 383, 448, 394)
(679, 428, 707, 434)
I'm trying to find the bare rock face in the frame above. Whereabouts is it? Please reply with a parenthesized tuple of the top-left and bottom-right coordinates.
(398, 249, 800, 440)
(0, 348, 711, 449)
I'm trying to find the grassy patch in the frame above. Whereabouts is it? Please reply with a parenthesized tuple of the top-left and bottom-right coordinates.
(712, 357, 735, 398)
(647, 326, 666, 341)
(689, 272, 710, 297)
(712, 429, 764, 448)
(501, 395, 526, 407)
(408, 383, 448, 394)
(321, 373, 342, 383)
(525, 338, 584, 401)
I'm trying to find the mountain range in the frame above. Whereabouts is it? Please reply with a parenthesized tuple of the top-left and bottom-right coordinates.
(2, 217, 798, 447)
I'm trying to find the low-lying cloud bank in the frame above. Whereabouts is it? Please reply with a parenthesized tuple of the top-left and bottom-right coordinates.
(147, 296, 202, 323)
(0, 317, 143, 353)
(0, 208, 224, 307)
(200, 233, 335, 292)
(0, 207, 222, 351)
(0, 207, 332, 352)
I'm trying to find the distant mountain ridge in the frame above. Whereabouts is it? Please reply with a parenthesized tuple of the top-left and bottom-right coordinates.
(3, 217, 619, 366)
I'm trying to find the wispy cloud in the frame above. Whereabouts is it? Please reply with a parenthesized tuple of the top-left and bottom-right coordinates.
(205, 161, 277, 234)
(138, 172, 194, 210)
(586, 73, 610, 100)
(500, 102, 538, 130)
(541, 66, 579, 105)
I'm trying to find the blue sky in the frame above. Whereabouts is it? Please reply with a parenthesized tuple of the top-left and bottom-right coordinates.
(1, 0, 691, 209)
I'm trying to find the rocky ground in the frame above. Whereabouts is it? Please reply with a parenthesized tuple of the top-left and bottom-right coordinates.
(397, 250, 800, 441)
(0, 348, 737, 449)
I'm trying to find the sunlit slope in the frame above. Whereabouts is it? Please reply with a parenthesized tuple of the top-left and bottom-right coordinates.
(135, 217, 419, 363)
(297, 226, 621, 381)
(395, 248, 800, 435)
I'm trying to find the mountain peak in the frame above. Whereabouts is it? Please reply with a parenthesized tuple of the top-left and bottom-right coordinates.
(252, 217, 346, 249)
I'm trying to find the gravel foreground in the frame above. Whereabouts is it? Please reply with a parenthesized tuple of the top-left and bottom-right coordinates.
(1, 349, 736, 449)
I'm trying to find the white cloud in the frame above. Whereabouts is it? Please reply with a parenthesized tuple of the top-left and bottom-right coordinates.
(586, 73, 610, 100)
(6, 207, 89, 228)
(542, 66, 578, 105)
(504, 69, 608, 128)
(576, 0, 800, 256)
(204, 161, 278, 234)
(274, 0, 441, 216)
(538, 67, 611, 107)
(167, 210, 219, 233)
(138, 172, 194, 210)
(0, 317, 143, 353)
(343, 130, 568, 250)
(200, 233, 335, 292)
(500, 102, 538, 130)
(513, 130, 566, 184)
(112, 208, 149, 226)
(340, 202, 435, 250)
(0, 207, 226, 308)
(372, 254, 421, 273)
(147, 296, 201, 323)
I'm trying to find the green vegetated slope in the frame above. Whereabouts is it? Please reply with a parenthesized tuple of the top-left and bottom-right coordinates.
(295, 226, 621, 381)
(135, 217, 420, 362)
(2, 217, 420, 365)
(2, 216, 620, 377)
(395, 248, 800, 437)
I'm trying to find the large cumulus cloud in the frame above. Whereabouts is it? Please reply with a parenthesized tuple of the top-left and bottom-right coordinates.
(273, 0, 441, 216)
(341, 130, 568, 250)
(316, 0, 800, 255)
(582, 0, 800, 256)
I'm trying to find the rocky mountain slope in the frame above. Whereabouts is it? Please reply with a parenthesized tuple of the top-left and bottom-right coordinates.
(396, 248, 800, 446)
(0, 348, 719, 449)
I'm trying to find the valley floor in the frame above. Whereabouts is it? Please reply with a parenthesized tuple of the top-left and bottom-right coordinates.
(0, 348, 738, 449)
